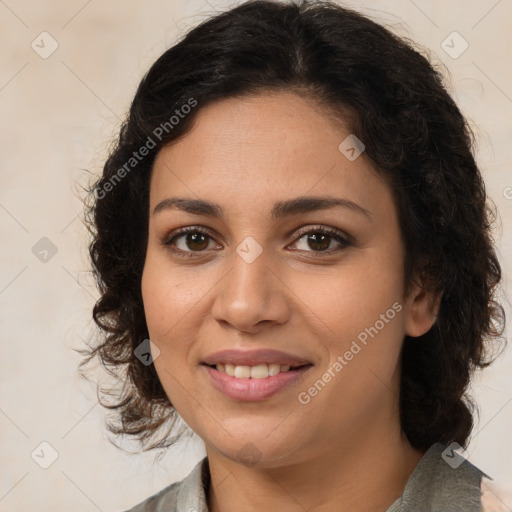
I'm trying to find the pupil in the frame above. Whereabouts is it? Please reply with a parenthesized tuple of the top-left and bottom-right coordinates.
(309, 233, 330, 251)
(188, 233, 208, 251)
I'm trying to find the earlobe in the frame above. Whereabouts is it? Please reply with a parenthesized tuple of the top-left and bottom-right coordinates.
(404, 285, 442, 338)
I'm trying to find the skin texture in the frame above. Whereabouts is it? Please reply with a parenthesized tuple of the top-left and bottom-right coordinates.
(141, 92, 441, 512)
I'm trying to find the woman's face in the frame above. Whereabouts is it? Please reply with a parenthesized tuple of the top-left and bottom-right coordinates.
(141, 91, 435, 467)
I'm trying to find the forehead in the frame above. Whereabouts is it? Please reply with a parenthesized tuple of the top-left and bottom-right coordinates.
(156, 91, 351, 168)
(149, 92, 392, 220)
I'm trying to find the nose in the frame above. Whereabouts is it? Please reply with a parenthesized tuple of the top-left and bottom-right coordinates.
(211, 243, 290, 334)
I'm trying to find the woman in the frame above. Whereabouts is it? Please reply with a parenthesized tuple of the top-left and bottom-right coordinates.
(81, 1, 507, 510)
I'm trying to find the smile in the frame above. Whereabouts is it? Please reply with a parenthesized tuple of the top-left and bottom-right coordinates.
(202, 363, 313, 401)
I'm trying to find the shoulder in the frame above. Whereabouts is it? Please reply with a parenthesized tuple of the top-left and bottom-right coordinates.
(388, 443, 509, 512)
(120, 457, 209, 512)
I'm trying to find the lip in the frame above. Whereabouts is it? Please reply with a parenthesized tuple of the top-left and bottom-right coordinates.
(202, 348, 311, 367)
(202, 363, 313, 401)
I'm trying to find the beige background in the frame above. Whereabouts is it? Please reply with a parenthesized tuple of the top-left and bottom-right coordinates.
(1, 1, 511, 511)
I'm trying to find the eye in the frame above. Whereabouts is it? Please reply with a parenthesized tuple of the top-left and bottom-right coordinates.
(289, 226, 352, 255)
(161, 225, 352, 258)
(161, 226, 220, 257)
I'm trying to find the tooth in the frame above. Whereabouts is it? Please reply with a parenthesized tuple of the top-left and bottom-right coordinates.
(250, 364, 269, 379)
(268, 364, 281, 376)
(216, 363, 296, 378)
(234, 365, 251, 378)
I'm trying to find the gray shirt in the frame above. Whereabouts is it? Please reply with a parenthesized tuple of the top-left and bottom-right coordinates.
(122, 443, 497, 511)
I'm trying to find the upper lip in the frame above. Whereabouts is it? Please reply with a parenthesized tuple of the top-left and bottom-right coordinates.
(202, 349, 312, 367)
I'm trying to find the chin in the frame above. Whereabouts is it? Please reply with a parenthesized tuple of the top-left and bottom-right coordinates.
(206, 430, 306, 468)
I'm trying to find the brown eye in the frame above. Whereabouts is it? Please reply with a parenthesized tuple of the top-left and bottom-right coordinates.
(304, 233, 331, 251)
(179, 232, 210, 251)
(290, 227, 352, 254)
(162, 227, 219, 255)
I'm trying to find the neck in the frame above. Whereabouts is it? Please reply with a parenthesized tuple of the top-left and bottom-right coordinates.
(206, 425, 424, 512)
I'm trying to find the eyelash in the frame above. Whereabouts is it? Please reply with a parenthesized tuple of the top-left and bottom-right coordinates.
(160, 225, 353, 258)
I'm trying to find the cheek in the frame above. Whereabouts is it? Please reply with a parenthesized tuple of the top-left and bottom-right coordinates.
(141, 251, 205, 344)
(299, 249, 405, 345)
(141, 263, 191, 412)
(141, 256, 194, 388)
(140, 252, 218, 404)
(298, 247, 406, 397)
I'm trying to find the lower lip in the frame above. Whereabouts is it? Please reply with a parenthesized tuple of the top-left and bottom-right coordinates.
(202, 364, 313, 402)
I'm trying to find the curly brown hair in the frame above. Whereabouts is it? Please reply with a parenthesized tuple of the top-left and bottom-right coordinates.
(80, 0, 506, 453)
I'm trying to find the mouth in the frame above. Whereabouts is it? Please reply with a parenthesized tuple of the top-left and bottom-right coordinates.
(200, 363, 314, 402)
(201, 348, 314, 401)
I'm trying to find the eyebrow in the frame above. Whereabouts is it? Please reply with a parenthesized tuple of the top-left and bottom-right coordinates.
(153, 195, 372, 221)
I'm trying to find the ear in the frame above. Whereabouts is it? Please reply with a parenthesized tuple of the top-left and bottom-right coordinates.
(403, 280, 442, 338)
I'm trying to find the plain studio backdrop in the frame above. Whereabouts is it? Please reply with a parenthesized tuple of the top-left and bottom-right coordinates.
(1, 1, 511, 511)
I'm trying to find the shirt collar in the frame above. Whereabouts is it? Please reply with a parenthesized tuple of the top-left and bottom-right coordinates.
(176, 456, 210, 511)
(175, 443, 490, 512)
